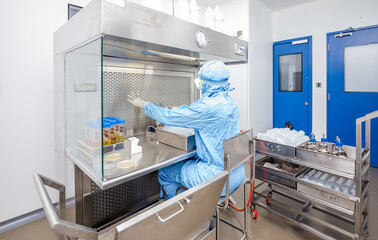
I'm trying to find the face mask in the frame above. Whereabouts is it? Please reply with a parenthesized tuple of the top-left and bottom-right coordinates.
(194, 78, 204, 90)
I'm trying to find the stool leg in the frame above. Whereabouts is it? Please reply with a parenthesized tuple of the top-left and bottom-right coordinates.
(216, 207, 220, 240)
(244, 182, 248, 236)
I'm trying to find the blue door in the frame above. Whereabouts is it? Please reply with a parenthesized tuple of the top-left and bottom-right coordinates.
(327, 26, 378, 167)
(273, 37, 312, 134)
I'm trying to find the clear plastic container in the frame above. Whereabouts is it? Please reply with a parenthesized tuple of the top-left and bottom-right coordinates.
(84, 121, 93, 145)
(92, 122, 102, 148)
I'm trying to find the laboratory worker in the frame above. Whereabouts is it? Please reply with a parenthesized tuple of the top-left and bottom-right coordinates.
(127, 60, 245, 199)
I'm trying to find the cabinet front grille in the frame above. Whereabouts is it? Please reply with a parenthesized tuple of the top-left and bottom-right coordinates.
(89, 171, 160, 230)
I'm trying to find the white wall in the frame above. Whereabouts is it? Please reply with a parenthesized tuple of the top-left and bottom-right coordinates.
(248, 0, 273, 135)
(273, 0, 378, 138)
(0, 0, 250, 223)
(218, 0, 250, 130)
(0, 0, 90, 223)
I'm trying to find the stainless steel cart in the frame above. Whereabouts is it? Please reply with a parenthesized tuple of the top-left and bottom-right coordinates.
(252, 111, 377, 240)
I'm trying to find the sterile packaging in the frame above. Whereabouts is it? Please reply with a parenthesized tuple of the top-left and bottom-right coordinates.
(319, 173, 330, 184)
(325, 176, 337, 188)
(304, 169, 317, 180)
(333, 177, 346, 191)
(311, 171, 322, 182)
(341, 179, 354, 194)
(124, 137, 142, 158)
(256, 128, 310, 147)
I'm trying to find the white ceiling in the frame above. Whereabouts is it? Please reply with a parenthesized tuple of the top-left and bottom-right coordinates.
(256, 0, 318, 12)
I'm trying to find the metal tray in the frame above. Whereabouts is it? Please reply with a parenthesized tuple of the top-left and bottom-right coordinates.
(296, 143, 356, 175)
(297, 169, 355, 211)
(255, 139, 296, 159)
(256, 156, 307, 189)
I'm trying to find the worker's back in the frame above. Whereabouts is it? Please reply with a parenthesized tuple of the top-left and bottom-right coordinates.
(194, 83, 240, 169)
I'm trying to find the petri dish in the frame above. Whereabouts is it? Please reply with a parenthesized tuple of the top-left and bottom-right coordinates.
(103, 162, 118, 177)
(117, 160, 135, 169)
(105, 152, 122, 162)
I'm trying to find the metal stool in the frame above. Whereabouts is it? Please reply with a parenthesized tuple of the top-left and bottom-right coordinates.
(216, 129, 254, 240)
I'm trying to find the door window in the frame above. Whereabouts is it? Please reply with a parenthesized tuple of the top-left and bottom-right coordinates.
(344, 43, 378, 92)
(279, 53, 303, 92)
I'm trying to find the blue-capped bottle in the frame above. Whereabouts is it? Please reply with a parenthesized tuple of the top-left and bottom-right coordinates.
(332, 136, 348, 158)
(317, 134, 329, 153)
(307, 132, 317, 151)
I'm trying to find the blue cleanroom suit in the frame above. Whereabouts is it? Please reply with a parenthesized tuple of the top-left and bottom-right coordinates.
(143, 61, 245, 199)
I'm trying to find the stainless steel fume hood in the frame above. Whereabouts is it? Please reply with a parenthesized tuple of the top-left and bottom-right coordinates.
(34, 0, 250, 239)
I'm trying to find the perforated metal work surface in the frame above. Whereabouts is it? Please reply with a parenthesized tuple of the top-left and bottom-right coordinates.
(103, 67, 194, 133)
(89, 171, 160, 230)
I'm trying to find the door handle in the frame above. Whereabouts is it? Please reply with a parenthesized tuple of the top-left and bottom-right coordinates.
(305, 102, 309, 106)
(156, 202, 184, 222)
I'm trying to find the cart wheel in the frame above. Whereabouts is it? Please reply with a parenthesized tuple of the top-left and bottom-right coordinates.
(252, 209, 258, 219)
(250, 204, 255, 213)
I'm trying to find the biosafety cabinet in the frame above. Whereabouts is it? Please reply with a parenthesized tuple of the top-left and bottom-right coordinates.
(34, 0, 249, 239)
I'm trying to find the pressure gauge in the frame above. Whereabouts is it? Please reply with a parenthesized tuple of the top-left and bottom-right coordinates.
(195, 30, 208, 49)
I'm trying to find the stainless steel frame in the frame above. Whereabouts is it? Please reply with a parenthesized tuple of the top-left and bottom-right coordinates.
(46, 0, 250, 239)
(252, 111, 377, 240)
(217, 129, 254, 240)
(33, 174, 98, 240)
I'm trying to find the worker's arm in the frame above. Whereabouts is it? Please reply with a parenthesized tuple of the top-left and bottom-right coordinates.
(144, 101, 209, 130)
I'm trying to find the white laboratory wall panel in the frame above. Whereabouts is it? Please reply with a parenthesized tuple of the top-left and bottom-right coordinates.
(0, 0, 90, 223)
(273, 0, 378, 138)
(248, 0, 273, 135)
(219, 0, 250, 131)
(228, 64, 249, 130)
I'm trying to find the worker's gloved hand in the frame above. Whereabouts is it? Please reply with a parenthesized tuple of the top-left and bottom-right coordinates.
(127, 92, 149, 108)
(194, 78, 204, 90)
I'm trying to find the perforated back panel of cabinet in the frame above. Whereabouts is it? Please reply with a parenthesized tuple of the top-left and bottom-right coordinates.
(103, 67, 194, 132)
(89, 171, 160, 230)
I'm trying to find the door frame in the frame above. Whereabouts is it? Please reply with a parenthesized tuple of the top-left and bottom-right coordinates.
(326, 24, 378, 140)
(273, 36, 313, 134)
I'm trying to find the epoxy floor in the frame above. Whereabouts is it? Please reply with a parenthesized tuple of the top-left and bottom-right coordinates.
(1, 165, 377, 240)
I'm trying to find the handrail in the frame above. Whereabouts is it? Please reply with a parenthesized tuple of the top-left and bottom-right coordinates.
(33, 174, 98, 240)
